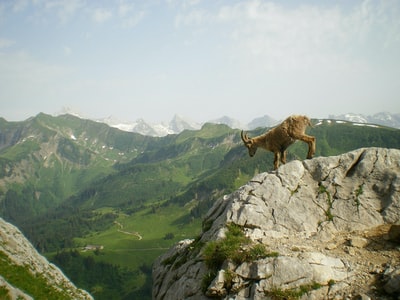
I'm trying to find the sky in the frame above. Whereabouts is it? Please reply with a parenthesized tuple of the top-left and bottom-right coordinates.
(1, 0, 399, 124)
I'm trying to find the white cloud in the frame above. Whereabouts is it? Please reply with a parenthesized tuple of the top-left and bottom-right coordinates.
(174, 0, 400, 73)
(12, 0, 29, 12)
(116, 1, 145, 28)
(41, 0, 85, 23)
(121, 11, 145, 28)
(5, 0, 85, 24)
(166, 0, 400, 120)
(0, 38, 15, 49)
(2, 0, 399, 122)
(63, 46, 72, 56)
(167, 0, 201, 9)
(118, 1, 134, 17)
(175, 9, 209, 28)
(214, 2, 354, 71)
(92, 8, 113, 23)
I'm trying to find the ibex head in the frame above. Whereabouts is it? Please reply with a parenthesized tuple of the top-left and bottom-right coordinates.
(241, 130, 258, 157)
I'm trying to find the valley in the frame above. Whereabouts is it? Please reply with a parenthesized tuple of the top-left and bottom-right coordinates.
(1, 113, 400, 299)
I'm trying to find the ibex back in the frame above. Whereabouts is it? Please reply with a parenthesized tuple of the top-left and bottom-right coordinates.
(241, 115, 316, 170)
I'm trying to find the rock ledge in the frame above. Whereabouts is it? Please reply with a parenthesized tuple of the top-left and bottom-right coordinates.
(153, 148, 400, 300)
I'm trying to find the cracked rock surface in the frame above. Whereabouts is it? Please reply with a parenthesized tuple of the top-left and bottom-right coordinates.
(153, 148, 400, 300)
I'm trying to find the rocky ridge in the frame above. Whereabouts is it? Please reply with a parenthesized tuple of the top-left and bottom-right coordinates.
(153, 147, 400, 299)
(0, 217, 92, 300)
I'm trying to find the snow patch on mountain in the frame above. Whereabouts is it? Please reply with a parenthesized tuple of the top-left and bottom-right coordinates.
(102, 115, 278, 137)
(56, 108, 400, 137)
(329, 112, 400, 129)
(102, 115, 201, 137)
(99, 112, 400, 137)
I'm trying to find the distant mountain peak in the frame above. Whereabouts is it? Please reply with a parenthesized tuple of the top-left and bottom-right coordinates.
(169, 114, 201, 133)
(329, 112, 400, 128)
(54, 109, 400, 137)
(209, 116, 245, 130)
(56, 107, 85, 119)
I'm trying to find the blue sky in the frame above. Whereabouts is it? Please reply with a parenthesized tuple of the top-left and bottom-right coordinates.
(1, 0, 399, 123)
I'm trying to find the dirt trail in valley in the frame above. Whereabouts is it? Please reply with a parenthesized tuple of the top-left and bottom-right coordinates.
(114, 221, 143, 240)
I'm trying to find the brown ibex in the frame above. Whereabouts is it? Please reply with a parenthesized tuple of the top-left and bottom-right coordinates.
(241, 115, 316, 170)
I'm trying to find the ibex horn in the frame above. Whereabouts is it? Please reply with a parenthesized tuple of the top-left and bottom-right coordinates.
(241, 130, 250, 144)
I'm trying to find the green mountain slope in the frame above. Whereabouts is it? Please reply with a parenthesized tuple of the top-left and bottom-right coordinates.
(0, 113, 153, 224)
(1, 115, 400, 299)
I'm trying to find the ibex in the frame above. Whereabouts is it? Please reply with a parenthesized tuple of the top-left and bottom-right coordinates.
(241, 115, 316, 170)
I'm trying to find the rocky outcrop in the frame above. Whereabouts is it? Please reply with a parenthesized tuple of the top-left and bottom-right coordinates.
(153, 148, 400, 299)
(0, 275, 33, 300)
(0, 217, 92, 300)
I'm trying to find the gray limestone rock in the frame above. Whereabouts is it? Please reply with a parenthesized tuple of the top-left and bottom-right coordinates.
(152, 148, 400, 300)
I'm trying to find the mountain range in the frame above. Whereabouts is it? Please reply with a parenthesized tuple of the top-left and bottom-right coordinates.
(97, 112, 400, 137)
(1, 112, 400, 299)
(55, 107, 400, 137)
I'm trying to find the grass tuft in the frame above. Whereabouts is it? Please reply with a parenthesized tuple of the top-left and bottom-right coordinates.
(265, 282, 323, 299)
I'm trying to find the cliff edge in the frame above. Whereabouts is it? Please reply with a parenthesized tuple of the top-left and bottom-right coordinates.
(0, 217, 93, 300)
(153, 147, 400, 300)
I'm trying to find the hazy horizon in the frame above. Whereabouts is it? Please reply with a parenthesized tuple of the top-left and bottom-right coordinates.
(2, 107, 398, 127)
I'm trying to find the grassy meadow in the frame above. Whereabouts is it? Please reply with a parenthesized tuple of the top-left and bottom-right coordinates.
(72, 203, 202, 266)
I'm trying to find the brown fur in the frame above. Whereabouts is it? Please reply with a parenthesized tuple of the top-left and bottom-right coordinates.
(241, 115, 316, 170)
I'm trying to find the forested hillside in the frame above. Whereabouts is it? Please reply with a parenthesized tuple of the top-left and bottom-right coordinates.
(0, 113, 151, 223)
(1, 114, 399, 299)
